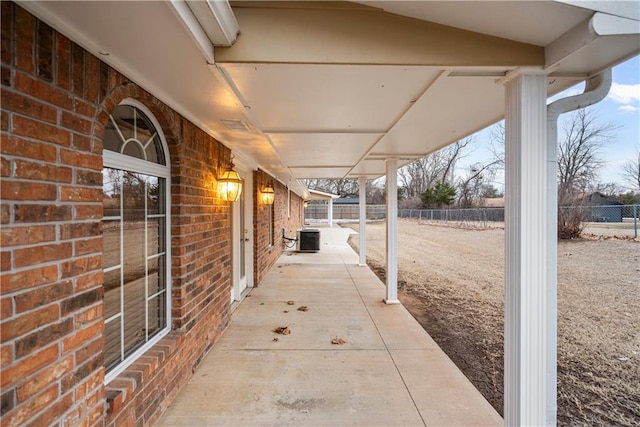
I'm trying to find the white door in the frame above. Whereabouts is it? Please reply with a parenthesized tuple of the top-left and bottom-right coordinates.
(232, 170, 253, 302)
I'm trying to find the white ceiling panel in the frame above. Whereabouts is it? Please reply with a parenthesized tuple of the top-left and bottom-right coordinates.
(289, 167, 352, 179)
(268, 133, 382, 167)
(372, 76, 506, 157)
(221, 64, 441, 132)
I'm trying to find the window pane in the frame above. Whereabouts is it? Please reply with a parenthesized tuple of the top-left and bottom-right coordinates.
(103, 168, 122, 215)
(122, 141, 145, 160)
(147, 292, 166, 336)
(147, 177, 165, 215)
(146, 217, 165, 257)
(103, 221, 120, 269)
(123, 271, 146, 358)
(104, 269, 121, 319)
(123, 172, 146, 222)
(148, 255, 166, 296)
(104, 105, 165, 165)
(104, 318, 121, 371)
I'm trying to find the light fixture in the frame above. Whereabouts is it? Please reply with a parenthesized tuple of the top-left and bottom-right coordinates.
(261, 182, 275, 205)
(303, 201, 309, 208)
(217, 157, 242, 202)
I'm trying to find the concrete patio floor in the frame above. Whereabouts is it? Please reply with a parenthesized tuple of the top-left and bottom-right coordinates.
(157, 226, 502, 426)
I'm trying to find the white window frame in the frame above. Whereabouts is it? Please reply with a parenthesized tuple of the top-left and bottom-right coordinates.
(103, 98, 172, 384)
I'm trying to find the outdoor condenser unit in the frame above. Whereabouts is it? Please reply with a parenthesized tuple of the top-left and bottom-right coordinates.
(296, 229, 320, 252)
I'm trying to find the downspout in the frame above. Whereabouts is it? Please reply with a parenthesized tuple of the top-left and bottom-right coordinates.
(545, 69, 612, 426)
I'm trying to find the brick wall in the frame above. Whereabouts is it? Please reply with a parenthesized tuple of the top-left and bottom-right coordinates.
(253, 170, 304, 285)
(0, 3, 235, 425)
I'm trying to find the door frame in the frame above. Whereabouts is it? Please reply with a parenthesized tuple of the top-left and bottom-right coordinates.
(231, 163, 254, 303)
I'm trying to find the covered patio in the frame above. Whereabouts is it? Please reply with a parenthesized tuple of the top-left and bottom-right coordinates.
(158, 226, 501, 426)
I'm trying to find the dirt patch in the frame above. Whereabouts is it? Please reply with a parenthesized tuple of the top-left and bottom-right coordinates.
(346, 219, 639, 426)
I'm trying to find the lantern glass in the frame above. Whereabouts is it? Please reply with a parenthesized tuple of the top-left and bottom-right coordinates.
(217, 170, 242, 202)
(262, 184, 275, 205)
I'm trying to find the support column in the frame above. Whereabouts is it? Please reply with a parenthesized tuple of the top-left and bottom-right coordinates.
(385, 159, 400, 304)
(358, 177, 367, 266)
(503, 70, 551, 426)
(328, 198, 333, 227)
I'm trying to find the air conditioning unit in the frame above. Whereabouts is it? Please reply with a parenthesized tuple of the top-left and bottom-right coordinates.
(296, 229, 320, 252)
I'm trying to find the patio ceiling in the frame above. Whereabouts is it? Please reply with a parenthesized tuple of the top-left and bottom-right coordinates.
(20, 1, 640, 198)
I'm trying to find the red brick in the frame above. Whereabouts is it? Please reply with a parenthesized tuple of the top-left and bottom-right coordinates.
(0, 264, 58, 294)
(13, 115, 71, 146)
(0, 89, 57, 123)
(74, 302, 103, 325)
(61, 288, 102, 316)
(14, 281, 72, 313)
(0, 343, 12, 365)
(85, 54, 100, 103)
(3, 383, 58, 427)
(74, 99, 96, 119)
(56, 34, 71, 90)
(14, 71, 73, 110)
(1, 297, 13, 320)
(60, 148, 101, 170)
(13, 242, 72, 268)
(73, 204, 102, 220)
(0, 157, 10, 177)
(61, 255, 101, 279)
(1, 65, 11, 87)
(0, 224, 56, 246)
(62, 321, 101, 354)
(14, 158, 72, 183)
(14, 6, 35, 74)
(0, 251, 10, 272)
(59, 222, 100, 240)
(0, 135, 57, 162)
(71, 133, 92, 151)
(75, 169, 101, 186)
(60, 186, 102, 202)
(74, 237, 102, 257)
(75, 336, 103, 366)
(1, 1, 14, 66)
(0, 180, 57, 201)
(0, 344, 58, 388)
(25, 390, 73, 427)
(14, 204, 72, 222)
(61, 110, 92, 135)
(1, 109, 9, 131)
(16, 317, 74, 358)
(1, 203, 9, 224)
(0, 304, 59, 343)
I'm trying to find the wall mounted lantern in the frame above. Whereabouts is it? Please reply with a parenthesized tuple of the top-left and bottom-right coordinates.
(261, 182, 275, 205)
(217, 158, 242, 202)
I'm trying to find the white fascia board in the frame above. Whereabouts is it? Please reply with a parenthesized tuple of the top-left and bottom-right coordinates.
(187, 0, 240, 47)
(167, 0, 216, 64)
(555, 0, 640, 21)
(545, 11, 640, 69)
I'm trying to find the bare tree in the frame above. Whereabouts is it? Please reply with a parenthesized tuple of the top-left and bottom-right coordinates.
(558, 108, 617, 198)
(456, 161, 499, 207)
(398, 137, 473, 200)
(489, 120, 505, 168)
(620, 147, 640, 192)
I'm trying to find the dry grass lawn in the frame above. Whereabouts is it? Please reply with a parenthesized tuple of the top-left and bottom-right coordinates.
(346, 219, 639, 426)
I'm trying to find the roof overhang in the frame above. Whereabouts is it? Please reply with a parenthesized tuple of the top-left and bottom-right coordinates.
(17, 0, 640, 195)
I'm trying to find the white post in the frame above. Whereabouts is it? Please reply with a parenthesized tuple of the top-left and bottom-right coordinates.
(385, 159, 400, 304)
(328, 198, 334, 227)
(503, 70, 550, 426)
(358, 177, 367, 266)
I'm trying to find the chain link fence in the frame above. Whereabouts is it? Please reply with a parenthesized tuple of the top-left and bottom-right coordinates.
(305, 204, 639, 238)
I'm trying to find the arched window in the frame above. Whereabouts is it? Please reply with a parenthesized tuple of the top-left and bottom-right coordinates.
(102, 100, 171, 382)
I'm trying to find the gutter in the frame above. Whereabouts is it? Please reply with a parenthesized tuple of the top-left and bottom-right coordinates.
(544, 68, 612, 426)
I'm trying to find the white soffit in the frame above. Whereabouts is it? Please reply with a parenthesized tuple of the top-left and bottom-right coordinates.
(219, 64, 441, 132)
(290, 167, 352, 179)
(269, 133, 383, 167)
(372, 76, 506, 157)
(355, 1, 592, 46)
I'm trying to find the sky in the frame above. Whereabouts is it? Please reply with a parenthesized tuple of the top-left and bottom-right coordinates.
(457, 55, 640, 192)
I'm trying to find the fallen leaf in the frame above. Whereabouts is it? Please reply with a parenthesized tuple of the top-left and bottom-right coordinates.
(283, 310, 289, 313)
(287, 300, 295, 305)
(297, 306, 309, 312)
(273, 326, 292, 335)
(273, 338, 279, 342)
(331, 337, 346, 345)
